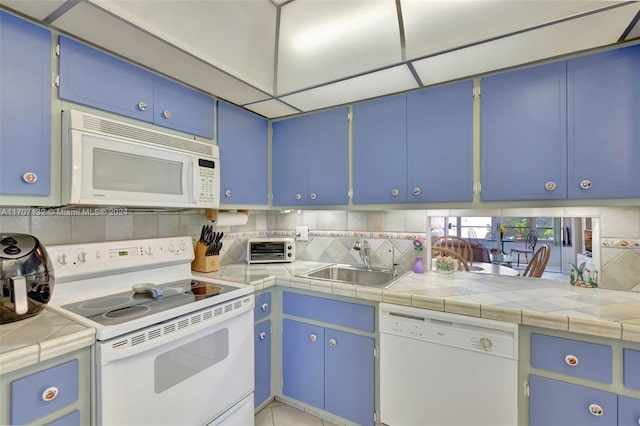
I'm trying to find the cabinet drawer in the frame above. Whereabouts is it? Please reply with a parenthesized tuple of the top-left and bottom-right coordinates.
(624, 349, 640, 391)
(44, 410, 80, 426)
(529, 375, 617, 426)
(283, 292, 374, 333)
(531, 333, 612, 383)
(254, 291, 272, 322)
(11, 360, 79, 425)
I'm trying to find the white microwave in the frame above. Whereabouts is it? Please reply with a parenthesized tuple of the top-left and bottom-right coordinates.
(61, 110, 219, 208)
(247, 238, 295, 263)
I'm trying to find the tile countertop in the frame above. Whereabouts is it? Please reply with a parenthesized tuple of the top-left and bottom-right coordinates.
(197, 261, 640, 343)
(0, 309, 95, 375)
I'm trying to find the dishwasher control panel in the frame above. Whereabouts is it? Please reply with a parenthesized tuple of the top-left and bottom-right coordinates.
(379, 304, 518, 359)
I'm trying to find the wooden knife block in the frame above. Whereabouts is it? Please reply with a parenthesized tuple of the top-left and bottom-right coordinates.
(191, 242, 220, 272)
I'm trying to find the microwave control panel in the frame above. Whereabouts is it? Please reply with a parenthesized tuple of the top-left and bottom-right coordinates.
(196, 158, 219, 207)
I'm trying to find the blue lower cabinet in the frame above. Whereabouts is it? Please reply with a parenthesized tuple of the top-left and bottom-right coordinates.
(324, 329, 374, 426)
(624, 349, 640, 391)
(254, 320, 271, 408)
(282, 319, 374, 425)
(44, 410, 80, 426)
(282, 320, 325, 409)
(529, 375, 617, 426)
(618, 395, 640, 426)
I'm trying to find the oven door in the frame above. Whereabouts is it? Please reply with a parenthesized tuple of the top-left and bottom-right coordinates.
(95, 301, 253, 426)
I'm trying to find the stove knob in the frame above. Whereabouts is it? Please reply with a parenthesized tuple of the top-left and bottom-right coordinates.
(58, 254, 67, 265)
(168, 243, 176, 252)
(145, 246, 154, 255)
(179, 242, 187, 251)
(77, 252, 87, 263)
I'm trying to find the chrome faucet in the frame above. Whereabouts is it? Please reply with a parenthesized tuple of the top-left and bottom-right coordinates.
(352, 239, 371, 270)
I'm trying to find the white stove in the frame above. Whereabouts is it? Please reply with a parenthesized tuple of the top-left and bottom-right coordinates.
(46, 236, 255, 426)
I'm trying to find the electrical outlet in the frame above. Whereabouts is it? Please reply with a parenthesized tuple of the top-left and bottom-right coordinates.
(296, 226, 309, 241)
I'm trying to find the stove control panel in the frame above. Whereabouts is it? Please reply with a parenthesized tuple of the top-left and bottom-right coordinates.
(48, 236, 194, 280)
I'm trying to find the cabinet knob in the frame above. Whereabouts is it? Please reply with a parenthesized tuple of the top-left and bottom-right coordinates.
(22, 172, 38, 184)
(310, 192, 317, 200)
(309, 334, 317, 342)
(163, 110, 172, 119)
(391, 188, 399, 197)
(137, 102, 148, 111)
(225, 189, 232, 197)
(261, 303, 269, 311)
(544, 181, 556, 191)
(295, 193, 302, 201)
(329, 338, 337, 347)
(259, 331, 267, 340)
(579, 179, 592, 190)
(588, 403, 603, 417)
(412, 187, 421, 196)
(42, 386, 59, 402)
(564, 354, 579, 366)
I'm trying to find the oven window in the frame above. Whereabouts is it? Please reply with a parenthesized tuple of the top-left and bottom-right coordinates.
(154, 328, 228, 393)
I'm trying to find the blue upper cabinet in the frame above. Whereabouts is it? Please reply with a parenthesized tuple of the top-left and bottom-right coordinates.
(406, 81, 473, 202)
(0, 11, 51, 196)
(59, 36, 154, 123)
(58, 36, 214, 139)
(273, 107, 348, 206)
(481, 61, 567, 201)
(567, 44, 640, 199)
(153, 76, 214, 138)
(353, 94, 407, 203)
(217, 101, 268, 205)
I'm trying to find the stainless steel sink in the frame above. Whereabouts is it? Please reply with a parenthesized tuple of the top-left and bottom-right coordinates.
(297, 264, 406, 288)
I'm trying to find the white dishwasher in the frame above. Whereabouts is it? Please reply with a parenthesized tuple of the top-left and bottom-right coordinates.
(379, 303, 518, 426)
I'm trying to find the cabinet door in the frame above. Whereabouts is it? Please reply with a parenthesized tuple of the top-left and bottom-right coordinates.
(618, 395, 640, 426)
(0, 11, 51, 196)
(59, 36, 154, 123)
(273, 115, 308, 206)
(353, 94, 407, 203)
(254, 320, 271, 408)
(624, 349, 640, 391)
(407, 81, 473, 202)
(567, 44, 640, 199)
(153, 76, 214, 139)
(217, 101, 268, 204)
(529, 375, 617, 426)
(307, 107, 349, 205)
(282, 320, 324, 409)
(481, 62, 567, 200)
(325, 329, 374, 426)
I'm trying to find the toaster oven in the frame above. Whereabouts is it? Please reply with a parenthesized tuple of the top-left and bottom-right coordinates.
(247, 238, 295, 264)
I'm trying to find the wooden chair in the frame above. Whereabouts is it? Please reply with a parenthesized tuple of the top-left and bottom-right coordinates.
(467, 229, 481, 246)
(432, 235, 473, 263)
(510, 230, 538, 267)
(522, 244, 550, 278)
(431, 246, 470, 271)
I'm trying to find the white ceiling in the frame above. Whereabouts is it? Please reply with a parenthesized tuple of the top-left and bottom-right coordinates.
(3, 0, 640, 118)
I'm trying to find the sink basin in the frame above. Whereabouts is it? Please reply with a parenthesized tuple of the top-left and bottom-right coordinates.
(297, 264, 406, 288)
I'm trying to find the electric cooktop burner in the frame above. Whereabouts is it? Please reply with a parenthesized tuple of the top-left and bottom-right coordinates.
(61, 279, 236, 326)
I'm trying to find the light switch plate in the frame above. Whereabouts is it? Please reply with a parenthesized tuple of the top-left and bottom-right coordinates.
(296, 226, 309, 241)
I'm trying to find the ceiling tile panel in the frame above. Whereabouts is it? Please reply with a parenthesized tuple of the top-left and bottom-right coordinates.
(51, 2, 271, 105)
(277, 0, 402, 94)
(92, 0, 277, 93)
(402, 0, 623, 60)
(1, 0, 67, 20)
(412, 2, 640, 86)
(280, 65, 418, 112)
(243, 99, 300, 118)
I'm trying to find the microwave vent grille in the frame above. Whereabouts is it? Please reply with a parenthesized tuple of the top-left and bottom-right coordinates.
(80, 114, 214, 157)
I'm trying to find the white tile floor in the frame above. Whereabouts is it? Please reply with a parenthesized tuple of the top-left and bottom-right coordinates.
(255, 400, 337, 426)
